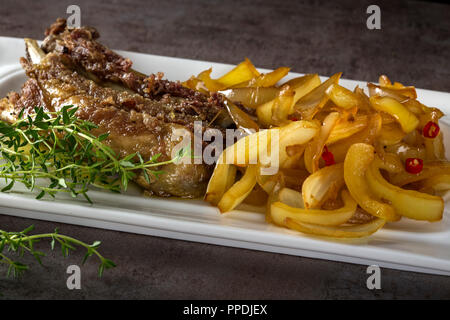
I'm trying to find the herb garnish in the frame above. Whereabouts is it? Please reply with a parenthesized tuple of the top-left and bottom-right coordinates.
(0, 225, 115, 277)
(0, 105, 189, 277)
(0, 105, 187, 202)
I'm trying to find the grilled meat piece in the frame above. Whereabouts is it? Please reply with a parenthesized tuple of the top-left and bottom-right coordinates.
(41, 18, 230, 127)
(0, 40, 217, 198)
(43, 18, 138, 90)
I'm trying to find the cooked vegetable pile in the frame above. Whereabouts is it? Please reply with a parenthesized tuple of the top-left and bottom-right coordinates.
(186, 59, 448, 238)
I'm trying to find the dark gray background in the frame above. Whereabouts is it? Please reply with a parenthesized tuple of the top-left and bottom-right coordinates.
(0, 0, 449, 299)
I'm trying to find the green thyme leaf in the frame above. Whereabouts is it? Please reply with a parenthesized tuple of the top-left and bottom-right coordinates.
(0, 225, 115, 278)
(0, 106, 182, 201)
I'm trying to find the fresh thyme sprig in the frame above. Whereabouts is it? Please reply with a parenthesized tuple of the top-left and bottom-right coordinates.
(0, 105, 190, 278)
(0, 225, 115, 277)
(0, 105, 187, 202)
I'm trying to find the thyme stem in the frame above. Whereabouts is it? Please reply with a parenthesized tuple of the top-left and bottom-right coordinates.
(0, 105, 187, 201)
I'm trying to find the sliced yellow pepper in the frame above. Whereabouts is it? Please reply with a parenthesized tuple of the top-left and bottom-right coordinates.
(304, 112, 340, 173)
(265, 176, 284, 223)
(366, 156, 443, 221)
(378, 75, 417, 99)
(270, 85, 295, 125)
(223, 100, 260, 134)
(256, 98, 276, 127)
(344, 143, 401, 221)
(271, 190, 356, 227)
(257, 169, 284, 194)
(353, 86, 372, 112)
(220, 119, 318, 167)
(424, 132, 445, 161)
(222, 127, 274, 166)
(376, 152, 403, 173)
(292, 72, 342, 120)
(277, 187, 304, 208)
(283, 74, 321, 106)
(281, 145, 306, 169)
(389, 161, 450, 186)
(181, 75, 206, 93)
(232, 67, 290, 88)
(218, 165, 258, 213)
(326, 114, 368, 145)
(255, 75, 322, 126)
(225, 165, 238, 190)
(302, 163, 344, 209)
(384, 142, 426, 163)
(216, 58, 260, 87)
(279, 120, 319, 167)
(325, 83, 360, 110)
(205, 162, 234, 206)
(256, 85, 294, 127)
(369, 96, 419, 133)
(378, 123, 406, 146)
(198, 58, 260, 91)
(220, 87, 279, 109)
(378, 75, 392, 87)
(368, 82, 416, 101)
(197, 68, 220, 92)
(327, 113, 381, 164)
(284, 217, 386, 238)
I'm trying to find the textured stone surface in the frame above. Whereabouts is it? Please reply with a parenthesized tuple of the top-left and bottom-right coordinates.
(0, 0, 450, 299)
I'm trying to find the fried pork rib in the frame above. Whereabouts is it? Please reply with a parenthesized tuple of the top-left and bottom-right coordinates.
(0, 21, 231, 198)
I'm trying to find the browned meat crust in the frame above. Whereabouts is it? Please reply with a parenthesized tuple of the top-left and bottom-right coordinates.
(21, 55, 223, 134)
(0, 19, 237, 198)
(43, 19, 133, 87)
(41, 19, 229, 128)
(1, 52, 213, 198)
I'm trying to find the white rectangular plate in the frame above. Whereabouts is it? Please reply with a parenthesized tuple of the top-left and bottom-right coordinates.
(1, 36, 450, 275)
